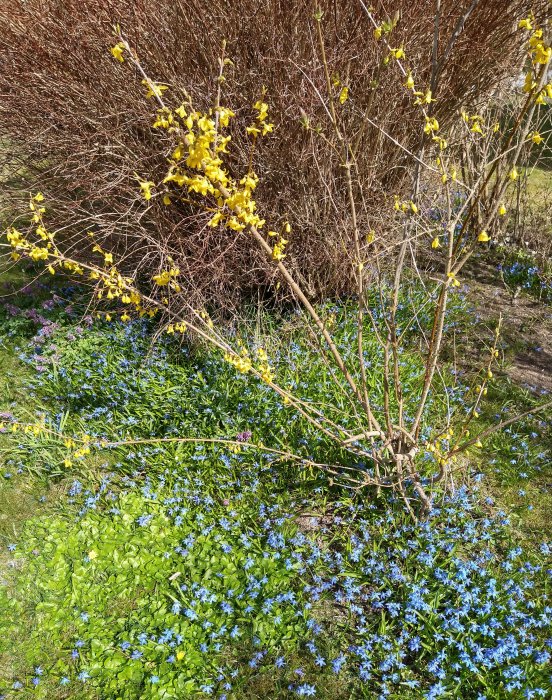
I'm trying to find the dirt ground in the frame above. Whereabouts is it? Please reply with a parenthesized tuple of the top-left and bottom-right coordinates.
(463, 259, 552, 394)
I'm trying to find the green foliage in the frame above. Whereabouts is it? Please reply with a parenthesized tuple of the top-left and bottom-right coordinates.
(3, 464, 310, 698)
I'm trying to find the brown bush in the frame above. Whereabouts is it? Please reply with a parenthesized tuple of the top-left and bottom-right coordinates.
(0, 0, 547, 309)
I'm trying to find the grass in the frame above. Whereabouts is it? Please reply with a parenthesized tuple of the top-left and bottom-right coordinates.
(525, 166, 552, 199)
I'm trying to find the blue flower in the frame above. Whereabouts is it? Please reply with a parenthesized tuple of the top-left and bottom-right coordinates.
(331, 654, 346, 673)
(296, 683, 316, 696)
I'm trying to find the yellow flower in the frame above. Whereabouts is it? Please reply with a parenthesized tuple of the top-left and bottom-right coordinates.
(33, 192, 44, 202)
(339, 86, 349, 104)
(414, 89, 435, 106)
(153, 271, 171, 286)
(518, 18, 532, 30)
(447, 272, 460, 287)
(163, 195, 172, 206)
(176, 651, 185, 661)
(431, 237, 440, 249)
(217, 107, 235, 128)
(533, 43, 551, 65)
(142, 80, 169, 100)
(153, 108, 174, 129)
(478, 230, 490, 243)
(531, 131, 543, 145)
(139, 180, 155, 201)
(253, 100, 269, 122)
(391, 47, 405, 60)
(121, 312, 130, 322)
(208, 211, 224, 228)
(424, 117, 439, 134)
(523, 71, 536, 93)
(226, 217, 246, 232)
(498, 203, 507, 216)
(246, 125, 261, 136)
(110, 42, 125, 62)
(175, 105, 187, 119)
(374, 26, 383, 40)
(272, 237, 288, 261)
(509, 166, 518, 181)
(29, 246, 49, 261)
(88, 550, 98, 560)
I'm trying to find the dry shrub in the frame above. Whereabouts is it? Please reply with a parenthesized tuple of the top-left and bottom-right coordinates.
(0, 0, 547, 309)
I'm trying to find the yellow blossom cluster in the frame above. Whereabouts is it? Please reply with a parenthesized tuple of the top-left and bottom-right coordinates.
(0, 419, 95, 469)
(248, 99, 274, 136)
(109, 38, 289, 281)
(414, 89, 435, 106)
(519, 18, 552, 104)
(153, 103, 268, 233)
(110, 42, 125, 63)
(165, 321, 188, 334)
(0, 420, 45, 437)
(4, 194, 160, 326)
(393, 196, 418, 214)
(222, 343, 275, 384)
(426, 426, 455, 464)
(224, 347, 253, 374)
(6, 194, 55, 263)
(152, 266, 180, 290)
(461, 111, 485, 137)
(256, 347, 275, 383)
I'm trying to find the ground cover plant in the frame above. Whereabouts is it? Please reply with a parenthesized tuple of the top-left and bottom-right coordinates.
(0, 1, 551, 699)
(0, 281, 550, 699)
